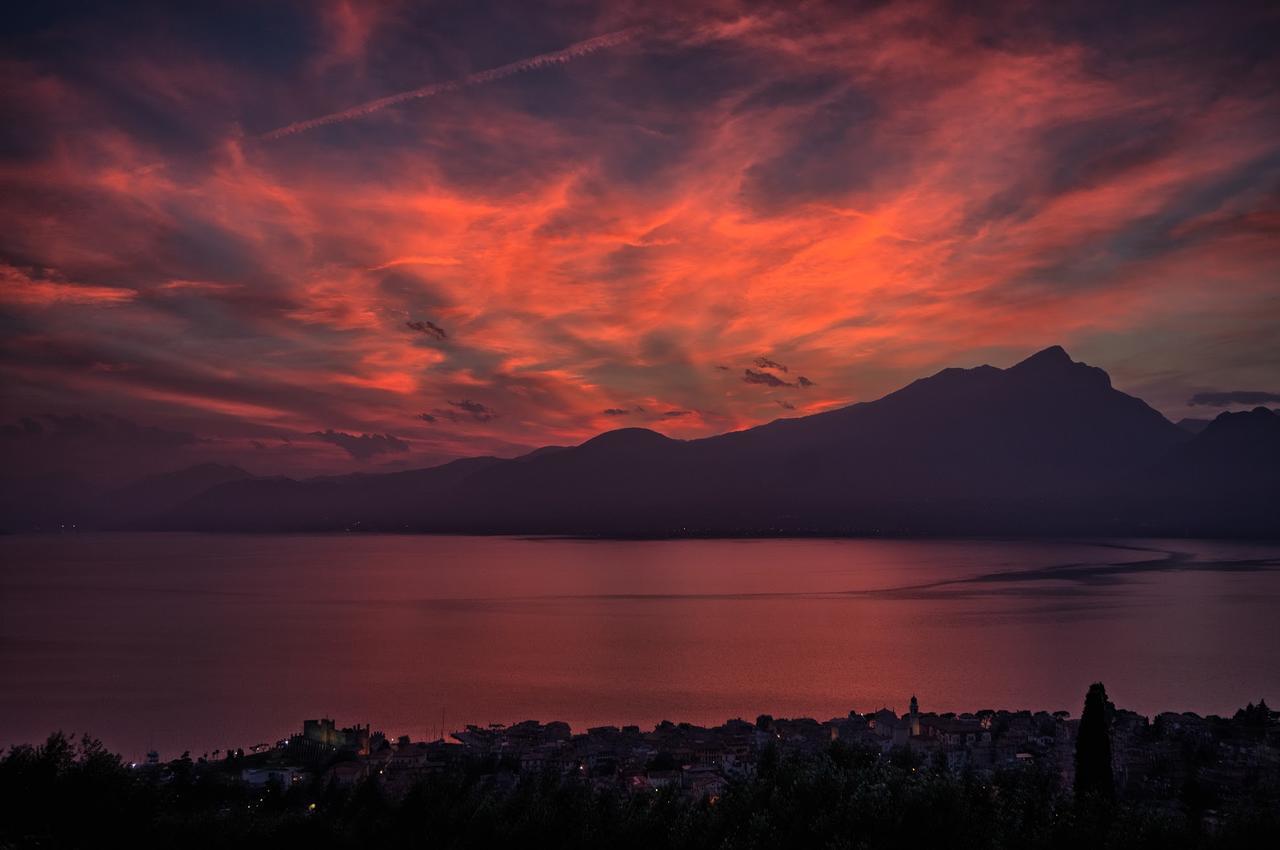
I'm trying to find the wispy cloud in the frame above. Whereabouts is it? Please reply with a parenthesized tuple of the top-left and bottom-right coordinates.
(370, 256, 462, 270)
(1, 265, 137, 306)
(1188, 390, 1280, 407)
(261, 27, 643, 140)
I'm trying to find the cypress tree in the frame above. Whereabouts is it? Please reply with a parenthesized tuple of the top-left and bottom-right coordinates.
(1074, 682, 1114, 800)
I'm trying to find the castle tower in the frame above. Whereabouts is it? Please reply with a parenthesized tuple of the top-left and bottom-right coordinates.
(908, 695, 920, 737)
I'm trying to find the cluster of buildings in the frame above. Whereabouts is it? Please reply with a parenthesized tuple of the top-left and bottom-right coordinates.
(234, 698, 1279, 805)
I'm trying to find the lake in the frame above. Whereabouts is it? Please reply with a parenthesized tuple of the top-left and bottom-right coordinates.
(1, 534, 1277, 760)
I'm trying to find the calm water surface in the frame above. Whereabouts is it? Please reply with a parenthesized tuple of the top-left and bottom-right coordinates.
(1, 534, 1277, 760)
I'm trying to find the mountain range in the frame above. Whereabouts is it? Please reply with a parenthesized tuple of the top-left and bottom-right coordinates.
(6, 346, 1278, 537)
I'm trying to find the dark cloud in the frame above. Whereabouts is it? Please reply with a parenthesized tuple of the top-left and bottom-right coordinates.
(731, 73, 845, 115)
(0, 412, 212, 484)
(406, 319, 447, 340)
(449, 399, 496, 420)
(797, 376, 815, 388)
(661, 409, 691, 418)
(753, 357, 788, 372)
(743, 369, 792, 388)
(420, 399, 499, 423)
(738, 87, 897, 213)
(961, 109, 1184, 230)
(776, 400, 796, 410)
(0, 413, 203, 448)
(602, 408, 631, 416)
(156, 212, 267, 283)
(714, 365, 731, 371)
(311, 429, 410, 460)
(1188, 390, 1280, 407)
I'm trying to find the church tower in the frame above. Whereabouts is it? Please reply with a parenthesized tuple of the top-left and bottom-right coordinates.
(908, 695, 920, 737)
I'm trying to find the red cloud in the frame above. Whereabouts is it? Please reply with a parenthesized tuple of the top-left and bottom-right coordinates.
(1, 0, 1277, 478)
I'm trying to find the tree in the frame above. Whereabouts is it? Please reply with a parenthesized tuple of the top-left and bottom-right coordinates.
(1074, 682, 1114, 801)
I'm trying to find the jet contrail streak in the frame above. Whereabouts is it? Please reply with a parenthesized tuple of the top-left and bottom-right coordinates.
(261, 27, 642, 140)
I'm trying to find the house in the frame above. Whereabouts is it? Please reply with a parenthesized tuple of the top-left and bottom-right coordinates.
(242, 766, 305, 787)
(325, 760, 369, 787)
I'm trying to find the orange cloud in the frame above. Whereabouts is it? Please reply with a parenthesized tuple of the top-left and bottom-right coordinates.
(1, 265, 137, 305)
(1, 0, 1277, 476)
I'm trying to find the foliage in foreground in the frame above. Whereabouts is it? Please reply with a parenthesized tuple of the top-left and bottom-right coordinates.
(2, 732, 1278, 849)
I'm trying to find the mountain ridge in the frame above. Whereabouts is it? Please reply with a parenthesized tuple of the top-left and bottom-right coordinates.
(11, 346, 1278, 538)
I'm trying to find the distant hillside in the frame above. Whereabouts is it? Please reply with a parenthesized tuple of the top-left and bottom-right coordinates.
(1176, 418, 1212, 435)
(104, 463, 252, 526)
(1123, 407, 1280, 537)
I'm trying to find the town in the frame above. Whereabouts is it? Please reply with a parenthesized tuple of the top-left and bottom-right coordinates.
(10, 689, 1279, 847)
(187, 695, 1279, 808)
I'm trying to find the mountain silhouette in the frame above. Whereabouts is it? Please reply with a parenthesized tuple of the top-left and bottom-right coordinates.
(122, 345, 1276, 537)
(1128, 407, 1280, 536)
(1171, 407, 1280, 473)
(1176, 418, 1212, 435)
(103, 462, 252, 525)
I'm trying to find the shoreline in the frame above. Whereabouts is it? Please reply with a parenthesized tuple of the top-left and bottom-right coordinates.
(15, 694, 1276, 792)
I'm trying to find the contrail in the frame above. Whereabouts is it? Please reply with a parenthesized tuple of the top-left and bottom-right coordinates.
(261, 27, 642, 141)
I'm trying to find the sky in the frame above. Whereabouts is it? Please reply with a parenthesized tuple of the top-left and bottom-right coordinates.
(1, 0, 1278, 482)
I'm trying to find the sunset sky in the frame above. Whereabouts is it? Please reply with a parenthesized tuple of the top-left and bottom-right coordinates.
(2, 0, 1278, 481)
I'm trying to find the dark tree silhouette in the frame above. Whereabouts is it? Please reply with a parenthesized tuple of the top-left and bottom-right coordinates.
(1075, 682, 1115, 800)
(4, 723, 1280, 847)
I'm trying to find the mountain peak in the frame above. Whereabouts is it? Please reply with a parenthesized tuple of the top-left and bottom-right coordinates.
(1007, 345, 1112, 390)
(1012, 345, 1072, 369)
(578, 427, 676, 452)
(1207, 406, 1280, 432)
